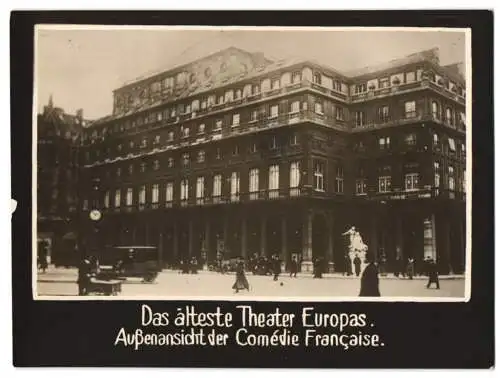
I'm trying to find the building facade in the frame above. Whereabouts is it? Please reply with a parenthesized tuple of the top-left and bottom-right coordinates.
(37, 98, 88, 266)
(78, 47, 466, 274)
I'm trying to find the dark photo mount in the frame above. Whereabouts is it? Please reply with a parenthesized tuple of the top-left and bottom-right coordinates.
(11, 11, 493, 368)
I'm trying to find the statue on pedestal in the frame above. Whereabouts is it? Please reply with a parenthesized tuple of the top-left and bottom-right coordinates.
(342, 226, 368, 274)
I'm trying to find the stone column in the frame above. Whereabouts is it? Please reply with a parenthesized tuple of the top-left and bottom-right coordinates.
(326, 212, 334, 273)
(204, 220, 211, 259)
(281, 216, 288, 270)
(442, 218, 452, 275)
(158, 231, 164, 269)
(423, 214, 437, 261)
(223, 216, 228, 256)
(301, 210, 313, 272)
(188, 220, 194, 258)
(241, 217, 248, 259)
(173, 222, 179, 262)
(260, 215, 267, 257)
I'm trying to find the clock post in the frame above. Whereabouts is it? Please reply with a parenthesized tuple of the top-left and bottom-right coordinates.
(88, 178, 102, 259)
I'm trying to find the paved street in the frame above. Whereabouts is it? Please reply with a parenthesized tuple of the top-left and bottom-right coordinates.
(36, 269, 465, 299)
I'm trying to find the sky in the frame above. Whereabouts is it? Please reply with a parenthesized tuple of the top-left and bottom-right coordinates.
(35, 27, 466, 120)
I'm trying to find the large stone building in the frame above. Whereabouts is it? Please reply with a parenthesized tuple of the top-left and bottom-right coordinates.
(78, 47, 466, 274)
(37, 98, 89, 266)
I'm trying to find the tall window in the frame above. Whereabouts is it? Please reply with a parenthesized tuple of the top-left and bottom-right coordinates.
(448, 166, 455, 190)
(313, 73, 322, 84)
(405, 173, 419, 191)
(180, 179, 189, 201)
(405, 133, 417, 146)
(290, 133, 298, 146)
(139, 185, 146, 206)
(335, 166, 344, 193)
(355, 178, 367, 195)
(168, 157, 174, 168)
(290, 101, 300, 114)
(290, 162, 300, 188)
(104, 191, 110, 208)
(165, 182, 173, 203)
(198, 124, 205, 134)
(292, 71, 301, 83)
(114, 189, 121, 208)
(215, 120, 222, 130)
(249, 168, 259, 199)
(315, 102, 323, 115)
(405, 101, 417, 118)
(181, 126, 190, 138)
(433, 133, 439, 147)
(270, 136, 278, 150)
(250, 142, 258, 153)
(126, 188, 133, 206)
(270, 105, 279, 118)
(406, 71, 416, 82)
(378, 176, 391, 193)
(336, 107, 345, 121)
(355, 111, 365, 127)
(268, 164, 280, 190)
(314, 161, 325, 191)
(230, 172, 240, 201)
(196, 177, 205, 201)
(140, 162, 146, 173)
(154, 135, 160, 145)
(232, 114, 240, 127)
(168, 131, 174, 141)
(271, 78, 280, 90)
(232, 144, 239, 156)
(432, 101, 439, 119)
(446, 108, 453, 125)
(378, 106, 390, 122)
(434, 162, 441, 188)
(152, 184, 159, 203)
(182, 153, 190, 167)
(379, 136, 391, 150)
(251, 110, 258, 121)
(355, 83, 367, 93)
(213, 174, 222, 197)
(197, 150, 205, 163)
(153, 160, 160, 170)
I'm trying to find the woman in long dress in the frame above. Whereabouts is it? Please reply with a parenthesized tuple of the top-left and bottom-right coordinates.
(232, 261, 250, 293)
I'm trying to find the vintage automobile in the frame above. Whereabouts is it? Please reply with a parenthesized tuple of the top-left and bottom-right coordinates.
(96, 246, 161, 283)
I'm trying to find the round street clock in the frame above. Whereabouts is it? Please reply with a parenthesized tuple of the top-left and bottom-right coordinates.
(89, 209, 102, 221)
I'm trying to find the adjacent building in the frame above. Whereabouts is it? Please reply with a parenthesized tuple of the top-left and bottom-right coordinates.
(78, 47, 466, 274)
(37, 98, 88, 266)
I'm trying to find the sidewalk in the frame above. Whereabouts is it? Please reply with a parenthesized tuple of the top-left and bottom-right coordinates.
(36, 266, 465, 283)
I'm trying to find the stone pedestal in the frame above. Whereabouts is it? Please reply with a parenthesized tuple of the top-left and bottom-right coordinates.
(301, 260, 314, 273)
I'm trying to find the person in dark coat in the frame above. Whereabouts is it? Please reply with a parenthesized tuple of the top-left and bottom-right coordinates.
(38, 241, 49, 273)
(344, 254, 352, 276)
(378, 254, 387, 276)
(180, 260, 189, 274)
(289, 255, 298, 278)
(359, 254, 381, 297)
(426, 259, 440, 289)
(77, 257, 93, 296)
(313, 257, 324, 278)
(353, 254, 362, 277)
(394, 256, 401, 277)
(190, 257, 198, 274)
(232, 261, 250, 293)
(272, 255, 281, 281)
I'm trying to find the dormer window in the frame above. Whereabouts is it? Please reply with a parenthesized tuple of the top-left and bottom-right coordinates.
(292, 71, 301, 84)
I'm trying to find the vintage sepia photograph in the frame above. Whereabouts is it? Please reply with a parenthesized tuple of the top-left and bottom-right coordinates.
(33, 26, 471, 301)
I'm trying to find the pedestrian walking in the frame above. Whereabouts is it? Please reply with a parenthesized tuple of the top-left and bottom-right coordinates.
(353, 254, 362, 277)
(344, 254, 352, 276)
(313, 257, 323, 278)
(359, 254, 380, 297)
(38, 240, 49, 273)
(406, 257, 415, 279)
(272, 255, 281, 281)
(232, 260, 250, 293)
(426, 259, 440, 289)
(289, 255, 298, 278)
(77, 257, 93, 296)
(378, 254, 387, 276)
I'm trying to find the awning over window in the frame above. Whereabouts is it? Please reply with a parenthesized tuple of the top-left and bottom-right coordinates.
(448, 138, 456, 152)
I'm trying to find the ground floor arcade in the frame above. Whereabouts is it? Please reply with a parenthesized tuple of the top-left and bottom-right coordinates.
(89, 198, 465, 275)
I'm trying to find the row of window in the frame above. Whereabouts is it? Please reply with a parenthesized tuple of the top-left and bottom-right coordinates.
(88, 133, 299, 166)
(90, 162, 465, 210)
(353, 100, 465, 128)
(95, 162, 303, 209)
(85, 97, 347, 143)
